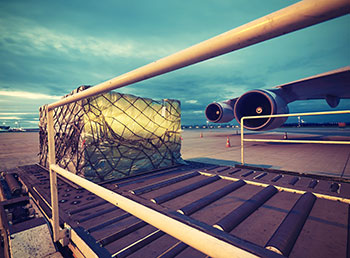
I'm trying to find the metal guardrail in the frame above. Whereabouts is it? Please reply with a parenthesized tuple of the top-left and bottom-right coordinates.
(44, 0, 350, 256)
(240, 110, 350, 165)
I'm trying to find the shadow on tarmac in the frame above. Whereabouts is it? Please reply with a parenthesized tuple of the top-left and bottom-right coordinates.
(186, 157, 274, 169)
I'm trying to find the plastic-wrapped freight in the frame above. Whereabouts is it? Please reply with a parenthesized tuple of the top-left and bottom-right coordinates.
(39, 86, 183, 183)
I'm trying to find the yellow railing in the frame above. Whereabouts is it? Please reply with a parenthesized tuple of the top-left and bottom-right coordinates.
(240, 110, 350, 164)
(43, 0, 350, 257)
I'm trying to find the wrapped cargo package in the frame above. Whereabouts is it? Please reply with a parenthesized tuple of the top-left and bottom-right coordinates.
(39, 86, 183, 183)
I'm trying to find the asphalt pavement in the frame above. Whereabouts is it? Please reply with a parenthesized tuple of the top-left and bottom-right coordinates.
(181, 127, 350, 179)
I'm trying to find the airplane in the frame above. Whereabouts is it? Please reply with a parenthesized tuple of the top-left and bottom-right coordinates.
(205, 66, 350, 130)
(0, 125, 10, 132)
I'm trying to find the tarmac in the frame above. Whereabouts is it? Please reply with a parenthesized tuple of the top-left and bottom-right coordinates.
(0, 132, 39, 171)
(0, 128, 350, 179)
(181, 127, 350, 179)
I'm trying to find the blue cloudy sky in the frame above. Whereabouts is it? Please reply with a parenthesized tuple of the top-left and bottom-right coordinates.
(0, 0, 349, 128)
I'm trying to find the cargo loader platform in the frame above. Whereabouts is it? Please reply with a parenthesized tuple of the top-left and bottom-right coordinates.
(7, 161, 350, 257)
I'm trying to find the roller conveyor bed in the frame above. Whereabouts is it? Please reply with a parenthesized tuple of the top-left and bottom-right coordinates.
(8, 161, 350, 258)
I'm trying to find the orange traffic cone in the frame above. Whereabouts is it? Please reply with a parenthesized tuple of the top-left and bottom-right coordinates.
(226, 136, 231, 148)
(200, 132, 203, 138)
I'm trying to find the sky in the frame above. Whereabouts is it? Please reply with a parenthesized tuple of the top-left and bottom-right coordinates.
(0, 0, 349, 128)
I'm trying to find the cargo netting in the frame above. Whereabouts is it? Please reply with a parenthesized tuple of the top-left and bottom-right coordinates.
(39, 86, 183, 183)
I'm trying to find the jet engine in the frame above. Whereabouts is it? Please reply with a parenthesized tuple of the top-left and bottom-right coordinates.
(233, 90, 289, 130)
(205, 90, 289, 131)
(205, 101, 235, 123)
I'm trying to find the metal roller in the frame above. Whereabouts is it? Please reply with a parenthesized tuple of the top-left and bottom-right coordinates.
(4, 173, 21, 196)
(213, 185, 278, 232)
(265, 192, 316, 256)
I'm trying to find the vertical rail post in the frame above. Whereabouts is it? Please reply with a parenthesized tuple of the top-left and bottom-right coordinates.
(47, 107, 60, 241)
(241, 117, 244, 165)
(47, 107, 69, 243)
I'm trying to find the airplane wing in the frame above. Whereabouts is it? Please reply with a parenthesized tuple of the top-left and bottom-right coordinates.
(274, 66, 350, 107)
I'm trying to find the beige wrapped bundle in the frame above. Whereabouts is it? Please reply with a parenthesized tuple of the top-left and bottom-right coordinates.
(39, 86, 183, 183)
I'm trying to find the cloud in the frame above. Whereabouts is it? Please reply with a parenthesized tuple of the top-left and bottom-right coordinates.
(0, 16, 174, 60)
(0, 112, 37, 115)
(0, 116, 21, 120)
(182, 110, 203, 114)
(185, 100, 198, 104)
(0, 90, 61, 100)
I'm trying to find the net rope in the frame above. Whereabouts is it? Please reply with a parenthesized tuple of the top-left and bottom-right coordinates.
(39, 86, 183, 183)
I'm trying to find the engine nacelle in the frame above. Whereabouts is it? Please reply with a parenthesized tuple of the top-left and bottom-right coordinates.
(205, 101, 235, 123)
(234, 90, 289, 131)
